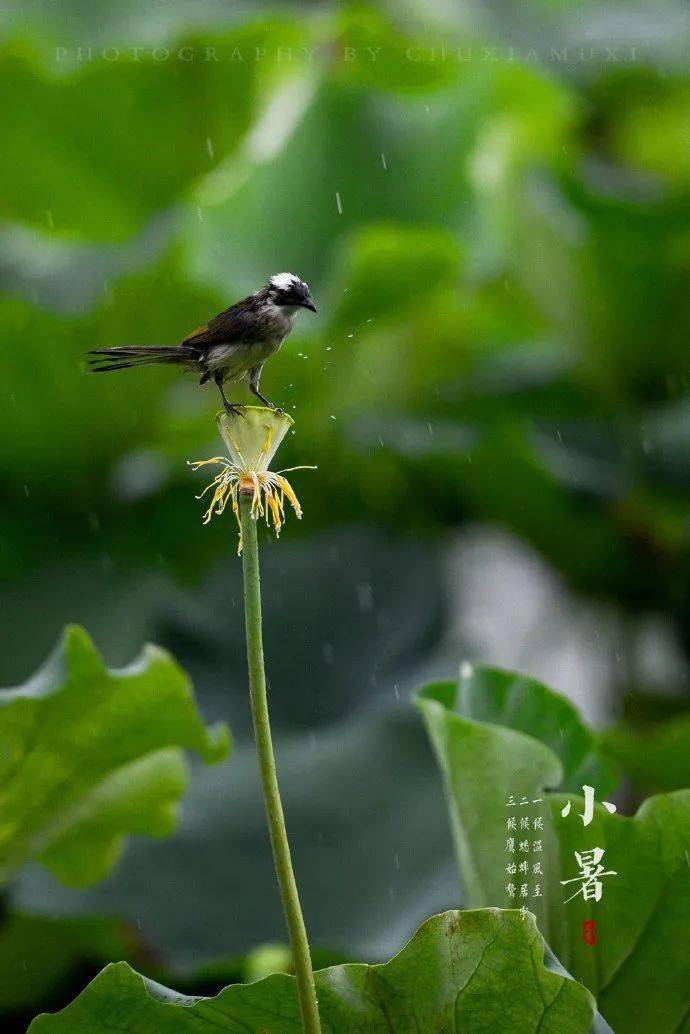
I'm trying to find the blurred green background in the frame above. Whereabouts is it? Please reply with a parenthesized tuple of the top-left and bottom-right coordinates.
(1, 0, 689, 1027)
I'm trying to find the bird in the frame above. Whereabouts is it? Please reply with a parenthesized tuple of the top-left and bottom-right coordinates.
(88, 272, 317, 414)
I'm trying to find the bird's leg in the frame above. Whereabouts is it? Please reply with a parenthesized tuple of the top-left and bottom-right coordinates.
(214, 371, 244, 417)
(251, 385, 280, 409)
(248, 364, 284, 415)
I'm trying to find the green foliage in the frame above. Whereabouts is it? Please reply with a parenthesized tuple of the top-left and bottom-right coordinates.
(330, 224, 463, 334)
(435, 665, 619, 794)
(1, 3, 689, 1027)
(601, 697, 690, 795)
(0, 22, 312, 240)
(0, 1, 688, 622)
(0, 911, 346, 1020)
(417, 666, 690, 1033)
(0, 912, 141, 1013)
(29, 909, 598, 1033)
(0, 625, 229, 887)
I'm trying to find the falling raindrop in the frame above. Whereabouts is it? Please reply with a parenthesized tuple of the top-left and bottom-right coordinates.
(357, 582, 374, 613)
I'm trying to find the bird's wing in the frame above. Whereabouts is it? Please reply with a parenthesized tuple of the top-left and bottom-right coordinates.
(182, 301, 255, 349)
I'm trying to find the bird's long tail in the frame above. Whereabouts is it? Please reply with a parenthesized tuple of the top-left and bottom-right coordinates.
(88, 345, 198, 372)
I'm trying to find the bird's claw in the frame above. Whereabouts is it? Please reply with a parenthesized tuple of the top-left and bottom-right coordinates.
(224, 402, 245, 418)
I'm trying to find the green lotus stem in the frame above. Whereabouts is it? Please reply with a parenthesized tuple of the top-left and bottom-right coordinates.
(239, 491, 322, 1034)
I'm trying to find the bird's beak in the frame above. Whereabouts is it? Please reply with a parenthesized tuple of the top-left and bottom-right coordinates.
(302, 296, 317, 313)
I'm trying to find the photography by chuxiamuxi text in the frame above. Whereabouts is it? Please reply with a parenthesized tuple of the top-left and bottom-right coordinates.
(1, 1, 689, 1032)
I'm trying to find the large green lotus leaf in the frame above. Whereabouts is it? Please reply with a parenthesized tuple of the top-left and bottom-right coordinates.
(29, 909, 598, 1033)
(0, 20, 312, 240)
(445, 664, 618, 795)
(417, 666, 690, 1033)
(0, 625, 229, 887)
(546, 791, 690, 1033)
(0, 910, 346, 1022)
(417, 674, 563, 936)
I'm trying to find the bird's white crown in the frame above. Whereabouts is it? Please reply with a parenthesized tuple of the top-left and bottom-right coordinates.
(269, 272, 302, 291)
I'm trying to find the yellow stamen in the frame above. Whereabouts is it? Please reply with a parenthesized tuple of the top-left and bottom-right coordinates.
(188, 455, 314, 553)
